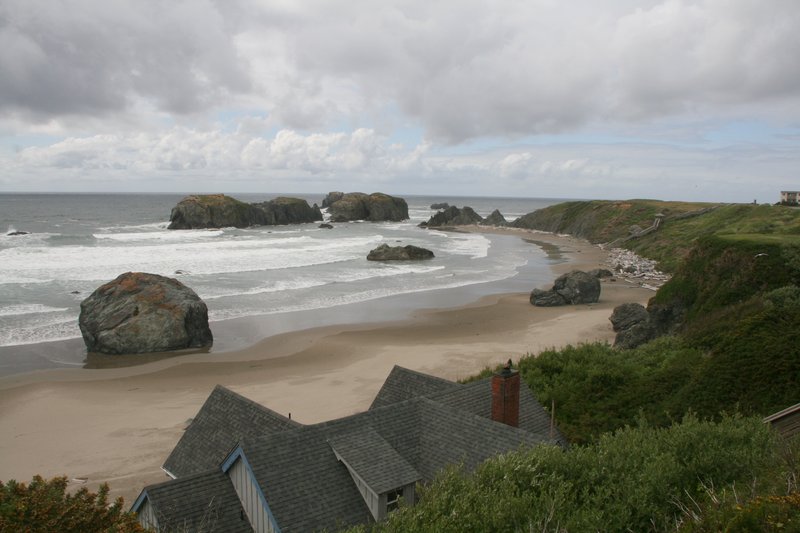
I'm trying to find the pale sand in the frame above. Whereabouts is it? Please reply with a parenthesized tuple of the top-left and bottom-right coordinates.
(0, 229, 653, 505)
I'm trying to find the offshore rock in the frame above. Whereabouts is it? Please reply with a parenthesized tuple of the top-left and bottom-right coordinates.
(480, 209, 508, 227)
(168, 194, 321, 229)
(422, 206, 484, 227)
(367, 244, 435, 261)
(326, 192, 409, 222)
(79, 272, 213, 355)
(430, 202, 450, 210)
(531, 270, 601, 307)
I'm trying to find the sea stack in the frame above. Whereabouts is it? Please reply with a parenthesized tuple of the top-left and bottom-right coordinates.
(79, 272, 213, 354)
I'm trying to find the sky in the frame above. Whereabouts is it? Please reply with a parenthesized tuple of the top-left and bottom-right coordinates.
(1, 0, 799, 202)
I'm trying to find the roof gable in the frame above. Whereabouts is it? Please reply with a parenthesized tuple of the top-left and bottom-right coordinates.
(132, 470, 251, 533)
(329, 426, 421, 494)
(163, 385, 299, 478)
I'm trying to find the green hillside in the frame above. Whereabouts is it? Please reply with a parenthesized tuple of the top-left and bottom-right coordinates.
(512, 201, 800, 271)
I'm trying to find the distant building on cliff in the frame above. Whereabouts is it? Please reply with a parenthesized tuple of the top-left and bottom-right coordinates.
(780, 191, 800, 205)
(131, 364, 566, 532)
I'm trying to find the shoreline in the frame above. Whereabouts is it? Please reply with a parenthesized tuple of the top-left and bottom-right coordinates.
(0, 228, 654, 505)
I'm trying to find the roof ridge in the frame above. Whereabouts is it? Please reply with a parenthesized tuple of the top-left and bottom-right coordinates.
(211, 384, 301, 427)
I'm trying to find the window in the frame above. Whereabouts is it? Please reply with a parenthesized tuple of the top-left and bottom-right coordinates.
(386, 488, 403, 513)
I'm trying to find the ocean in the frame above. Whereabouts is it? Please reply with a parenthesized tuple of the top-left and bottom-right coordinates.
(0, 193, 566, 376)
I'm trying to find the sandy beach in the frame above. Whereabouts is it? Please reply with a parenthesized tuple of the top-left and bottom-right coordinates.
(0, 228, 654, 505)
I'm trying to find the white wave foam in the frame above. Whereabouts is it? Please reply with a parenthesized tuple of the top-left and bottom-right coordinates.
(438, 233, 490, 258)
(93, 229, 224, 242)
(0, 234, 385, 283)
(97, 221, 169, 231)
(0, 304, 70, 317)
(0, 316, 80, 347)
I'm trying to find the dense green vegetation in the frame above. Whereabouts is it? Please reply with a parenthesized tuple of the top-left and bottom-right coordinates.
(0, 476, 144, 532)
(349, 416, 797, 532)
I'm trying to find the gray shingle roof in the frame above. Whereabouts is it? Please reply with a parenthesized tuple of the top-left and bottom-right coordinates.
(163, 385, 300, 478)
(140, 366, 568, 533)
(369, 365, 459, 410)
(136, 470, 252, 532)
(236, 397, 546, 532)
(371, 365, 568, 447)
(328, 426, 421, 494)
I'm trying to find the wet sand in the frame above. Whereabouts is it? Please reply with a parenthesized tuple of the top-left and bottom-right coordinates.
(0, 228, 653, 505)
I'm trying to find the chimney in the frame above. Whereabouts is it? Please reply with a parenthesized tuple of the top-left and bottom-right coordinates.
(491, 359, 520, 427)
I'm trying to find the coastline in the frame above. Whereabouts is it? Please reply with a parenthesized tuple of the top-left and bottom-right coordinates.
(0, 228, 654, 505)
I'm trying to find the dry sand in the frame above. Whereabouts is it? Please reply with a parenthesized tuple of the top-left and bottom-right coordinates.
(0, 228, 654, 505)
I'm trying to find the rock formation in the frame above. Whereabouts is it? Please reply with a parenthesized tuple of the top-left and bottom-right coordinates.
(79, 272, 213, 355)
(168, 194, 322, 229)
(480, 209, 508, 227)
(588, 268, 614, 279)
(609, 301, 685, 349)
(6, 230, 30, 236)
(420, 206, 484, 227)
(430, 202, 450, 210)
(530, 270, 601, 307)
(323, 192, 409, 222)
(367, 244, 435, 261)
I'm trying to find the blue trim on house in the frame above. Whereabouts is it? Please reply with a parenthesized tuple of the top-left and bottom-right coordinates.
(222, 446, 282, 533)
(131, 489, 149, 513)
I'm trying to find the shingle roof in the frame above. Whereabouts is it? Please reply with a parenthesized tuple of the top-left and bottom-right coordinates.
(163, 385, 300, 478)
(235, 397, 546, 533)
(328, 426, 421, 494)
(135, 470, 252, 532)
(140, 366, 568, 533)
(369, 366, 458, 409)
(371, 365, 568, 447)
(428, 378, 569, 447)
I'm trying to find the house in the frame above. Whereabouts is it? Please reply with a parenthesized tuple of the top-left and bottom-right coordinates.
(764, 401, 800, 438)
(781, 191, 800, 205)
(132, 364, 567, 532)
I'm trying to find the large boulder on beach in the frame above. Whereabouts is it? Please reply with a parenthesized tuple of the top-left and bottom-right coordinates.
(326, 192, 409, 222)
(530, 270, 601, 307)
(367, 244, 435, 261)
(79, 272, 213, 354)
(168, 194, 321, 229)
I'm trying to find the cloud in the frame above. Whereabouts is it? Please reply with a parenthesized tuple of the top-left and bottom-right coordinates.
(3, 0, 799, 142)
(0, 0, 250, 120)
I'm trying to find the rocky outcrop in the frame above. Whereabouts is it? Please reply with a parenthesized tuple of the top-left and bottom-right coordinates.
(430, 202, 450, 210)
(6, 230, 29, 236)
(480, 209, 508, 227)
(319, 223, 334, 229)
(79, 272, 213, 355)
(609, 301, 685, 349)
(168, 194, 322, 229)
(530, 270, 601, 307)
(367, 244, 435, 261)
(325, 192, 409, 222)
(420, 206, 483, 227)
(588, 268, 614, 279)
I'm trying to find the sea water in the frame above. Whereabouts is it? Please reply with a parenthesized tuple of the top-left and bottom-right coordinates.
(0, 193, 566, 375)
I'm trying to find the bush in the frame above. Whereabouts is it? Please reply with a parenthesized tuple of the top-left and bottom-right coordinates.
(0, 475, 144, 532)
(351, 416, 777, 533)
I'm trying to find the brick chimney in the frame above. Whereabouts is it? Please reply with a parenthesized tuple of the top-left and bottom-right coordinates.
(491, 359, 520, 427)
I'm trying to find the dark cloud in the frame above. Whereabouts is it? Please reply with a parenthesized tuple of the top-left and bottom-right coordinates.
(0, 0, 251, 120)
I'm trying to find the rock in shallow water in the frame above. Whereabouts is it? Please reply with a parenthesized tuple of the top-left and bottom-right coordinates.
(79, 272, 213, 355)
(367, 244, 435, 261)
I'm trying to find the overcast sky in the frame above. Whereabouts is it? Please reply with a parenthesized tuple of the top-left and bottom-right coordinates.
(1, 0, 798, 202)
